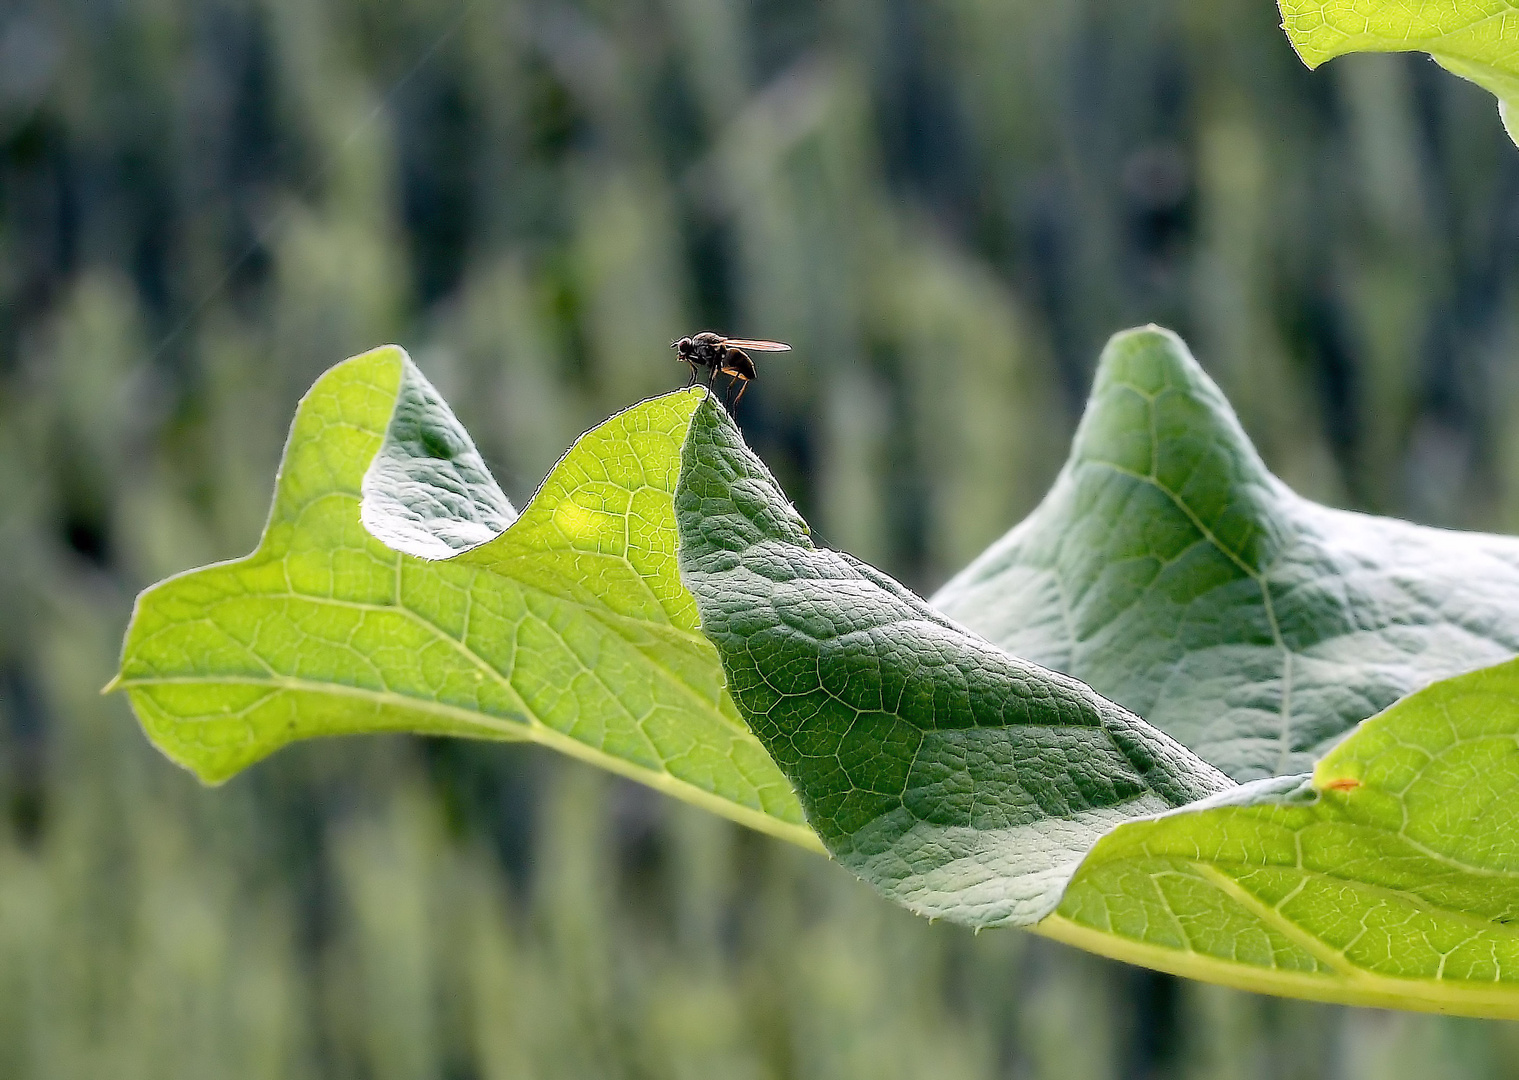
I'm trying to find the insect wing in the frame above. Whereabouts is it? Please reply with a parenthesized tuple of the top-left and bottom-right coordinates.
(719, 337, 791, 352)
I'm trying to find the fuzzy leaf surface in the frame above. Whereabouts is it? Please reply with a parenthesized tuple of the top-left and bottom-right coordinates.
(675, 394, 1233, 927)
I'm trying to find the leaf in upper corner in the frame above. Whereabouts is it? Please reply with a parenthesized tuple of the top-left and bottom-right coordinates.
(932, 326, 1519, 782)
(674, 393, 1234, 927)
(1278, 0, 1519, 146)
(112, 345, 815, 850)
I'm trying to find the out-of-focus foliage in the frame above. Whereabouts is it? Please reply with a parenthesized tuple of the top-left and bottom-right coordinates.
(8, 0, 1519, 1075)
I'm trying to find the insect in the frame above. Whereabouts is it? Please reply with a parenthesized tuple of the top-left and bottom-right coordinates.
(671, 331, 791, 407)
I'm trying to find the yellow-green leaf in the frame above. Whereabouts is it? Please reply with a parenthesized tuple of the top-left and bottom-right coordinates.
(112, 345, 817, 850)
(1279, 0, 1519, 144)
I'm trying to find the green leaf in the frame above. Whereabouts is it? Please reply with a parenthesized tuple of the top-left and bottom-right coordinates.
(358, 355, 518, 558)
(934, 326, 1519, 782)
(674, 331, 1519, 1014)
(675, 392, 1234, 926)
(112, 345, 818, 851)
(1041, 657, 1519, 1017)
(115, 331, 1519, 1015)
(1278, 0, 1519, 145)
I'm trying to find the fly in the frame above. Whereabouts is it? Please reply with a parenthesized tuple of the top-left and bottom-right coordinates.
(672, 331, 791, 407)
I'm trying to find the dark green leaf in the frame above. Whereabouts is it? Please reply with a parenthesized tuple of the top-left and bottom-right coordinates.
(675, 393, 1232, 926)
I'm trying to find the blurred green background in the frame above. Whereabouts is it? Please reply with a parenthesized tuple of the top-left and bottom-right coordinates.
(6, 0, 1519, 1076)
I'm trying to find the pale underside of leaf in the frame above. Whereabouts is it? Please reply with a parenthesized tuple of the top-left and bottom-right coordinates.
(360, 355, 518, 558)
(113, 346, 817, 851)
(933, 327, 1519, 782)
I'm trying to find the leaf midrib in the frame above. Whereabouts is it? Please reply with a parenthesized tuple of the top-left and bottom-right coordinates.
(117, 672, 530, 735)
(136, 560, 749, 743)
(1083, 455, 1297, 772)
(1165, 853, 1519, 955)
(118, 669, 822, 849)
(1032, 911, 1519, 1017)
(130, 562, 780, 808)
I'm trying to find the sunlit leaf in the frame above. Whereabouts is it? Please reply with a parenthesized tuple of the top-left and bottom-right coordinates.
(116, 331, 1519, 1016)
(112, 345, 816, 850)
(1279, 0, 1519, 145)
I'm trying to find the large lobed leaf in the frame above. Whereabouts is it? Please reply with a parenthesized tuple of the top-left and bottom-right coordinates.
(674, 396, 1231, 926)
(674, 328, 1519, 1014)
(111, 345, 816, 850)
(116, 332, 1519, 1015)
(1278, 0, 1519, 144)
